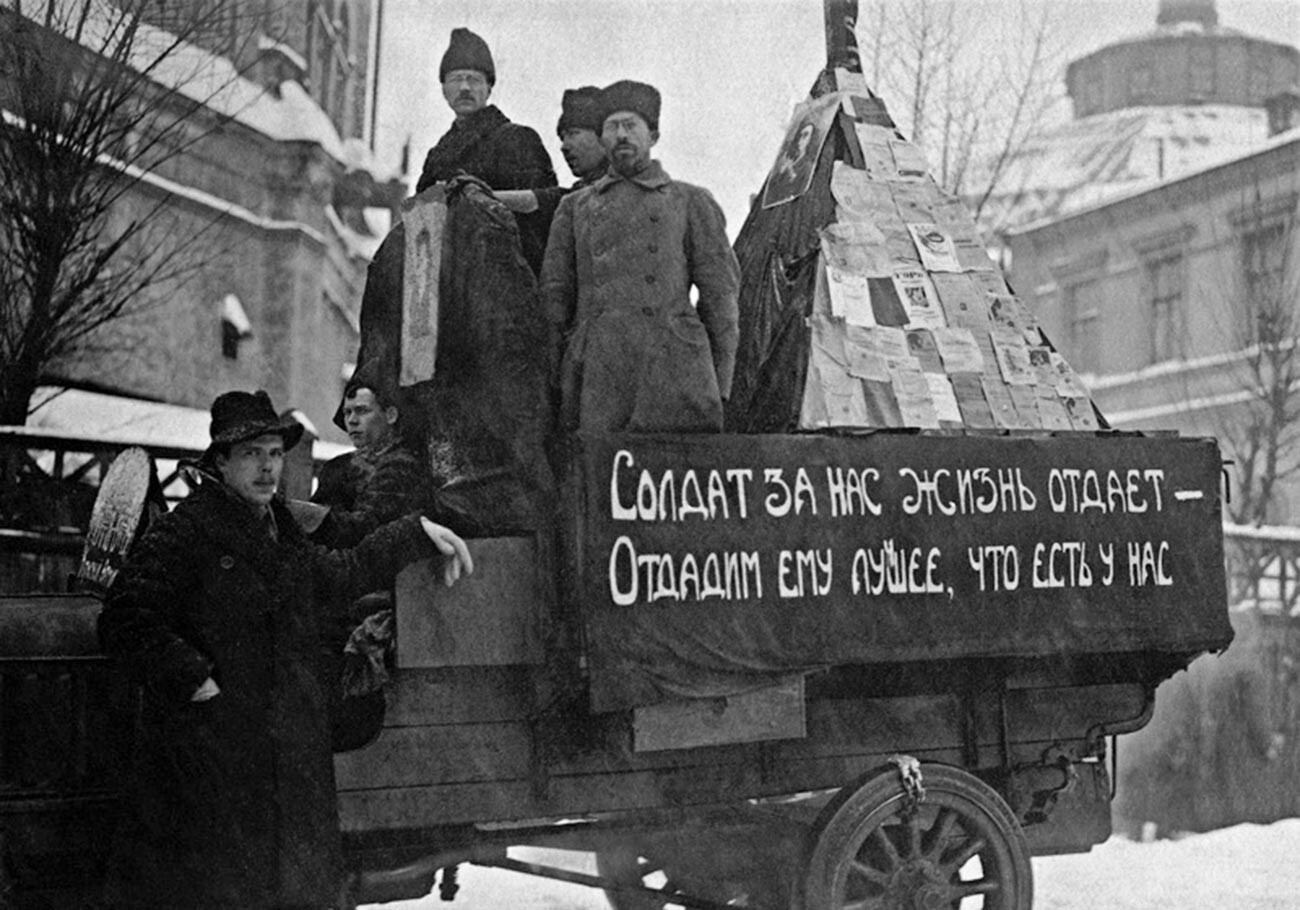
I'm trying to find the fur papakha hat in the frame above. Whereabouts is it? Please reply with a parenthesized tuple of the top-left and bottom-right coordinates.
(557, 86, 604, 136)
(598, 80, 661, 131)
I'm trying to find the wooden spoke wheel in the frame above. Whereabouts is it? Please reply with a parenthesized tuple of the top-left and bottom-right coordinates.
(800, 763, 1032, 910)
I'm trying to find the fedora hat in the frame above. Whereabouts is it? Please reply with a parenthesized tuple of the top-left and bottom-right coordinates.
(207, 390, 304, 452)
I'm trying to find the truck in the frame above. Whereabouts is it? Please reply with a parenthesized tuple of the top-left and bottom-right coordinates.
(0, 4, 1233, 907)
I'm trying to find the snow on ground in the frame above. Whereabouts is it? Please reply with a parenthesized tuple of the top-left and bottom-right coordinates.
(366, 819, 1300, 909)
(1033, 820, 1300, 910)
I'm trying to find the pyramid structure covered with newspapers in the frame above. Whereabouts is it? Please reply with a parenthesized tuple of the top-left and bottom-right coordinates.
(725, 69, 1101, 434)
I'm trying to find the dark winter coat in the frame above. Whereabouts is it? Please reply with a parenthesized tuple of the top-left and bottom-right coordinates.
(540, 161, 741, 433)
(311, 441, 430, 549)
(312, 450, 367, 513)
(415, 104, 557, 274)
(97, 479, 437, 910)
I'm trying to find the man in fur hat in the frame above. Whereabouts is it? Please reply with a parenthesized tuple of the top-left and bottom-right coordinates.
(417, 26, 556, 274)
(540, 80, 741, 433)
(98, 390, 472, 910)
(502, 85, 608, 218)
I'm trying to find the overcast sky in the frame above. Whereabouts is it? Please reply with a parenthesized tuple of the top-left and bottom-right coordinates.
(371, 0, 1299, 235)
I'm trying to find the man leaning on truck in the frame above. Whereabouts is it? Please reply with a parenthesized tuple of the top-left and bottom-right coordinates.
(540, 79, 741, 434)
(97, 389, 472, 910)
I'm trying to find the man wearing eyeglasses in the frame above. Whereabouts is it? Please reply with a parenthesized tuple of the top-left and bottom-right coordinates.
(416, 27, 556, 273)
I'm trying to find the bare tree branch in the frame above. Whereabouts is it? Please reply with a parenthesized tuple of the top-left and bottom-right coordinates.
(856, 0, 1064, 225)
(0, 0, 263, 423)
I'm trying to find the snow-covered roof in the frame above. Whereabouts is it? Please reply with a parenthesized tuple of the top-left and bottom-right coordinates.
(1005, 124, 1300, 237)
(23, 387, 350, 460)
(24, 3, 391, 180)
(979, 105, 1270, 234)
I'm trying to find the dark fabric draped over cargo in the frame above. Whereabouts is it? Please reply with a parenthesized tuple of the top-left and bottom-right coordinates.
(724, 92, 890, 433)
(346, 191, 555, 535)
(569, 432, 1232, 712)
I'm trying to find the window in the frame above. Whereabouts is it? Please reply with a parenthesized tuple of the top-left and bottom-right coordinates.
(1248, 58, 1272, 102)
(1074, 65, 1103, 117)
(1242, 222, 1289, 344)
(1129, 64, 1153, 104)
(1146, 252, 1185, 363)
(220, 294, 252, 360)
(1189, 44, 1214, 98)
(1065, 278, 1102, 374)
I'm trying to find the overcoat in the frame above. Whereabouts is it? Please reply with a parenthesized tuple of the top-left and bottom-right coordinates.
(540, 161, 741, 433)
(415, 104, 557, 274)
(97, 478, 436, 910)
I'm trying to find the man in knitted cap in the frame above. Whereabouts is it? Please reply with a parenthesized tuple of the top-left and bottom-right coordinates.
(416, 26, 556, 274)
(98, 389, 472, 910)
(540, 80, 741, 433)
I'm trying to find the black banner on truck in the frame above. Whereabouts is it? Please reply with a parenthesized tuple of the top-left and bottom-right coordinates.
(568, 432, 1231, 712)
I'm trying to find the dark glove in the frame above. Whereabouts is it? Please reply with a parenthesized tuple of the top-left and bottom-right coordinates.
(444, 172, 494, 200)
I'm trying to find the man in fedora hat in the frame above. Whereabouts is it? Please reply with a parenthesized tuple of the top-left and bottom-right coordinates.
(98, 389, 472, 910)
(540, 80, 740, 433)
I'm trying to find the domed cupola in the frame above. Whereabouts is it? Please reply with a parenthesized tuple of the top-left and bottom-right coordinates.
(1155, 0, 1217, 28)
(1065, 0, 1299, 118)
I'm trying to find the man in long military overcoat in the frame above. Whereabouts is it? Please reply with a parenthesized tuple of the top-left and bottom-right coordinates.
(540, 80, 741, 433)
(98, 390, 471, 910)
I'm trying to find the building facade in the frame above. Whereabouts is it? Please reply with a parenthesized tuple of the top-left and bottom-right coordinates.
(1007, 130, 1299, 518)
(978, 0, 1299, 240)
(10, 0, 400, 446)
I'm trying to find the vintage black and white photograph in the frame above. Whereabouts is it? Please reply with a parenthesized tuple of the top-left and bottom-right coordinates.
(2, 1, 1299, 908)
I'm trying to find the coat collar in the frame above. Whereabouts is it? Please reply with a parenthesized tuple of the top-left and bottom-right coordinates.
(594, 160, 670, 193)
(416, 105, 513, 192)
(449, 104, 510, 139)
(185, 479, 306, 584)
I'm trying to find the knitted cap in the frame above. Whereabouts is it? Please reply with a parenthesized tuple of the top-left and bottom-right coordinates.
(439, 27, 495, 85)
(598, 80, 661, 131)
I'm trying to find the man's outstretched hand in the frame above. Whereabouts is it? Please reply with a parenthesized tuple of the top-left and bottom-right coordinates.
(420, 517, 474, 586)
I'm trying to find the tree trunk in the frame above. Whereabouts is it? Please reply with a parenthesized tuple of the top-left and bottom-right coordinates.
(0, 365, 39, 426)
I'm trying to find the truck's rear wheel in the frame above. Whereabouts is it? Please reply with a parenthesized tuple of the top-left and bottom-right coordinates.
(800, 762, 1031, 910)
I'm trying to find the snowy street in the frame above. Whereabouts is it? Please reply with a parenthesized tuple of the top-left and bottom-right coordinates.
(367, 819, 1300, 910)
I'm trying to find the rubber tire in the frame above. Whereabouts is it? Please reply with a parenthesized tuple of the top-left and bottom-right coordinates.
(799, 762, 1032, 910)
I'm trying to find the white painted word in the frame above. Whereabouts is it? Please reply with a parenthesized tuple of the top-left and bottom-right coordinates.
(898, 467, 1037, 516)
(763, 467, 818, 517)
(850, 540, 944, 595)
(610, 450, 753, 522)
(825, 467, 883, 517)
(1128, 540, 1173, 586)
(778, 548, 833, 598)
(1030, 541, 1093, 588)
(968, 545, 1020, 591)
(608, 536, 762, 605)
(1047, 468, 1166, 514)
